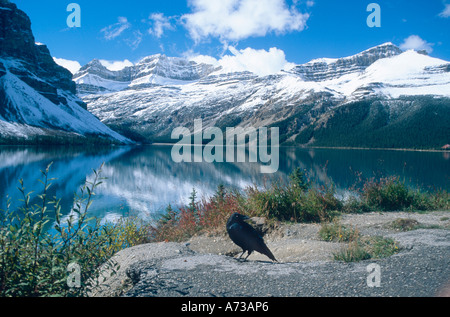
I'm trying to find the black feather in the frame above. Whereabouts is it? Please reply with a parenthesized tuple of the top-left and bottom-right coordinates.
(226, 213, 277, 262)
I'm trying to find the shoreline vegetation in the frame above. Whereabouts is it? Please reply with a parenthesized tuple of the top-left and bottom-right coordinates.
(0, 164, 449, 297)
(1, 143, 450, 155)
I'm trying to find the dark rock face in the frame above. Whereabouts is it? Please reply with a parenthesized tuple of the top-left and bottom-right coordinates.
(0, 0, 128, 144)
(0, 0, 35, 61)
(0, 0, 77, 98)
(292, 43, 403, 82)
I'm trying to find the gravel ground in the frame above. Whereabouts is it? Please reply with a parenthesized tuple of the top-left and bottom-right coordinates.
(89, 211, 450, 297)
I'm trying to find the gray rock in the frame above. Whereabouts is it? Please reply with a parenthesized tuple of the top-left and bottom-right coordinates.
(90, 212, 450, 297)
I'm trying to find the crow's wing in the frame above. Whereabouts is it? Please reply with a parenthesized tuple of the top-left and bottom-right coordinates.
(227, 222, 253, 251)
(241, 223, 277, 261)
(228, 222, 277, 261)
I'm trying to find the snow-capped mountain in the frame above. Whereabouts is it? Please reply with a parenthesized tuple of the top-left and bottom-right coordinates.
(290, 43, 403, 82)
(76, 42, 450, 148)
(0, 0, 130, 144)
(74, 55, 219, 95)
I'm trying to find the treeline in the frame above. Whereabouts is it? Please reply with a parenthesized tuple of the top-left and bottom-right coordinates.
(0, 132, 122, 146)
(294, 96, 450, 150)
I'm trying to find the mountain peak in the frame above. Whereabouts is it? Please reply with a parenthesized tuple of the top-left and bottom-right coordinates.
(74, 53, 220, 94)
(292, 43, 403, 82)
(359, 42, 402, 56)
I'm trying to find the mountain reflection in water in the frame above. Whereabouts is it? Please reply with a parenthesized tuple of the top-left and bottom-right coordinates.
(0, 145, 448, 223)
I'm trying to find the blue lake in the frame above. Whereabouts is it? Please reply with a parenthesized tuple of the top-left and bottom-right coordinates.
(0, 145, 449, 223)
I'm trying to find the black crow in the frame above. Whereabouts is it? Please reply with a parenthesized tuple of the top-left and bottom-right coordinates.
(226, 213, 277, 262)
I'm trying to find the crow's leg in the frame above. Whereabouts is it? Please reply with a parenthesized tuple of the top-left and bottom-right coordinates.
(237, 250, 247, 261)
(244, 251, 253, 261)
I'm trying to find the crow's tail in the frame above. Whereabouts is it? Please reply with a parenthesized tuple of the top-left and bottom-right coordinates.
(261, 244, 277, 262)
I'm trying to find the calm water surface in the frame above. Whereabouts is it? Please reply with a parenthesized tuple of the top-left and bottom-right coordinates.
(0, 145, 448, 223)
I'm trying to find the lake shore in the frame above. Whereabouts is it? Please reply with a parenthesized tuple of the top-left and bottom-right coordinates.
(150, 143, 450, 153)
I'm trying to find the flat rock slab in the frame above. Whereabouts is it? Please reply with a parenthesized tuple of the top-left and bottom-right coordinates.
(90, 212, 450, 297)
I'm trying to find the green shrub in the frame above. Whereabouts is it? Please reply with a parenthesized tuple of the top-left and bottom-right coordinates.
(362, 177, 413, 211)
(244, 169, 341, 223)
(333, 236, 400, 262)
(426, 190, 450, 211)
(319, 221, 359, 243)
(289, 168, 310, 192)
(0, 163, 146, 297)
(359, 177, 450, 212)
(333, 241, 371, 262)
(363, 236, 400, 259)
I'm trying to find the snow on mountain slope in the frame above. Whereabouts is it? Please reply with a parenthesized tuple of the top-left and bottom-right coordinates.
(74, 54, 219, 95)
(77, 43, 450, 144)
(0, 60, 130, 143)
(318, 50, 450, 99)
(78, 43, 450, 101)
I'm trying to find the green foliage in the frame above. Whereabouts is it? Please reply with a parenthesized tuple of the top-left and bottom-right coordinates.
(333, 241, 371, 263)
(319, 221, 359, 243)
(362, 177, 413, 211)
(289, 168, 310, 192)
(188, 188, 198, 215)
(245, 170, 341, 223)
(363, 236, 400, 259)
(333, 236, 400, 263)
(151, 168, 449, 243)
(0, 163, 146, 297)
(357, 177, 450, 212)
(318, 220, 400, 264)
(295, 97, 450, 150)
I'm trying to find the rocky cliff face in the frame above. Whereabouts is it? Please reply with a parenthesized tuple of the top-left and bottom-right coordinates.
(291, 43, 403, 82)
(74, 54, 219, 95)
(0, 0, 129, 144)
(0, 0, 76, 98)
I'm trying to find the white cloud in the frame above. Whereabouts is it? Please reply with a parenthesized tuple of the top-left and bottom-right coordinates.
(182, 0, 309, 42)
(125, 30, 143, 50)
(148, 13, 174, 38)
(188, 46, 295, 76)
(53, 57, 82, 75)
(439, 4, 450, 17)
(99, 59, 134, 71)
(399, 35, 434, 54)
(101, 17, 131, 40)
(188, 54, 221, 67)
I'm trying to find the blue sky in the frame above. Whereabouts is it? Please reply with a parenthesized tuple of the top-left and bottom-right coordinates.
(9, 0, 450, 73)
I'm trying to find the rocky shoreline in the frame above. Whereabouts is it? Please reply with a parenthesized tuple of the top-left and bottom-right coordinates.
(90, 211, 450, 297)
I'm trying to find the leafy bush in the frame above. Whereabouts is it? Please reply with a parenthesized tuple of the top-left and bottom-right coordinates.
(150, 186, 243, 242)
(0, 163, 145, 297)
(362, 177, 413, 211)
(358, 177, 450, 212)
(151, 168, 449, 243)
(244, 169, 341, 223)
